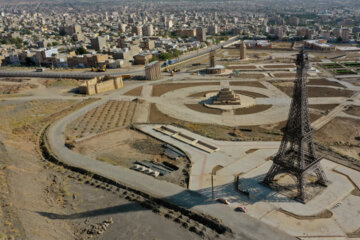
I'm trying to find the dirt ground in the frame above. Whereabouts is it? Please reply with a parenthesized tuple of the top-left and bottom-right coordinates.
(0, 99, 90, 239)
(233, 73, 265, 79)
(308, 78, 345, 88)
(66, 100, 137, 139)
(272, 81, 354, 97)
(152, 82, 219, 97)
(0, 99, 217, 240)
(0, 83, 38, 95)
(234, 105, 272, 115)
(229, 81, 266, 88)
(263, 64, 295, 69)
(340, 78, 360, 87)
(227, 65, 257, 70)
(185, 104, 223, 115)
(345, 105, 360, 117)
(74, 128, 190, 187)
(123, 86, 143, 96)
(272, 73, 297, 78)
(314, 117, 360, 160)
(309, 104, 339, 112)
(234, 90, 268, 98)
(38, 79, 81, 88)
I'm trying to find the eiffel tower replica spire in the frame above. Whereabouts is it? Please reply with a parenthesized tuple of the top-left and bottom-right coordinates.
(263, 49, 328, 203)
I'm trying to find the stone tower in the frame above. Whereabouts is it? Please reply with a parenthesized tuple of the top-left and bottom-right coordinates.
(262, 50, 328, 203)
(210, 50, 216, 67)
(240, 41, 247, 60)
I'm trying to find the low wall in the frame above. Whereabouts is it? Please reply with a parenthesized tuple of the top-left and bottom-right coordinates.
(79, 76, 124, 95)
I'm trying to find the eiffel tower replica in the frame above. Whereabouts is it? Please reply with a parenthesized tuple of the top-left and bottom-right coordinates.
(263, 50, 328, 203)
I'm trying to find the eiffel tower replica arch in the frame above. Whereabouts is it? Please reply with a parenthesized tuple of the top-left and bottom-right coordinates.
(263, 50, 328, 203)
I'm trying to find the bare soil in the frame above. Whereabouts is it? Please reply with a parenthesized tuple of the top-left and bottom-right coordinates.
(234, 90, 268, 98)
(0, 78, 30, 83)
(308, 78, 345, 88)
(340, 78, 360, 87)
(0, 83, 38, 94)
(273, 73, 297, 78)
(0, 99, 95, 240)
(152, 82, 219, 97)
(234, 73, 265, 79)
(314, 117, 360, 160)
(309, 104, 339, 112)
(185, 104, 223, 115)
(227, 65, 257, 70)
(0, 98, 217, 240)
(264, 64, 295, 69)
(74, 128, 190, 187)
(229, 81, 266, 88)
(234, 105, 272, 115)
(66, 100, 137, 138)
(345, 105, 360, 117)
(123, 86, 143, 96)
(39, 79, 81, 88)
(274, 83, 354, 98)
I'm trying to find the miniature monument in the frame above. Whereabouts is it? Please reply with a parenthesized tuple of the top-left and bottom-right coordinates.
(213, 87, 241, 105)
(263, 50, 328, 203)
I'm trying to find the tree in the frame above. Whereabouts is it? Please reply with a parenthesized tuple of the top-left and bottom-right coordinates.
(75, 46, 88, 55)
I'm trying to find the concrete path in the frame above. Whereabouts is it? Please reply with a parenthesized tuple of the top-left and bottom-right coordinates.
(45, 80, 294, 240)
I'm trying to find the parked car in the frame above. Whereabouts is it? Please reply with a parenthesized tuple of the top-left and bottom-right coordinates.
(217, 198, 230, 205)
(234, 206, 247, 213)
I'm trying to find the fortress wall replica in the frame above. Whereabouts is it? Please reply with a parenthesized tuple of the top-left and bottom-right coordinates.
(78, 76, 123, 95)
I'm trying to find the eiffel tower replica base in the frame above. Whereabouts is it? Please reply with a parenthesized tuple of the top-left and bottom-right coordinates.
(263, 50, 329, 204)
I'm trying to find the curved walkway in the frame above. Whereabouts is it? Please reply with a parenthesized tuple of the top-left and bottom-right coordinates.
(45, 77, 294, 240)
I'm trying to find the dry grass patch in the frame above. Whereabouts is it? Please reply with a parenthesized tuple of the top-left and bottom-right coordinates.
(273, 73, 297, 78)
(0, 83, 37, 94)
(185, 104, 223, 115)
(264, 64, 295, 69)
(234, 105, 272, 115)
(308, 78, 345, 88)
(39, 79, 80, 88)
(274, 84, 354, 98)
(229, 81, 266, 88)
(123, 86, 143, 96)
(234, 90, 268, 98)
(314, 117, 360, 160)
(235, 73, 265, 79)
(152, 82, 219, 97)
(345, 105, 360, 117)
(66, 100, 137, 138)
